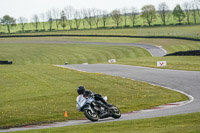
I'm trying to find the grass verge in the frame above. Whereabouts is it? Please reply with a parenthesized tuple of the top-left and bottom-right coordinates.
(2, 25, 200, 39)
(1, 37, 199, 54)
(0, 37, 199, 71)
(0, 65, 188, 128)
(1, 37, 199, 71)
(8, 112, 200, 133)
(117, 56, 200, 71)
(0, 43, 150, 65)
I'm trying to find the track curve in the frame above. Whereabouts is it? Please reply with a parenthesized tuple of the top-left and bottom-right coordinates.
(1, 64, 199, 132)
(60, 64, 200, 117)
(0, 40, 166, 57)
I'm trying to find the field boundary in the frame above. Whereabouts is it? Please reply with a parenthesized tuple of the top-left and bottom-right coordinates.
(0, 34, 200, 41)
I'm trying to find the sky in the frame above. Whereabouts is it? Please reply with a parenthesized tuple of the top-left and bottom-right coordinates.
(0, 0, 188, 21)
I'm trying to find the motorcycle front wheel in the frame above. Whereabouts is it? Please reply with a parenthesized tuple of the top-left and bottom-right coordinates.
(84, 109, 98, 122)
(111, 106, 121, 119)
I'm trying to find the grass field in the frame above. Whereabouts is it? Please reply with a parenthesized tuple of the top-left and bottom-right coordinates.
(8, 112, 200, 133)
(0, 43, 151, 65)
(0, 40, 189, 128)
(1, 36, 200, 53)
(0, 34, 198, 130)
(3, 25, 200, 40)
(1, 37, 199, 70)
(0, 65, 188, 128)
(117, 56, 200, 71)
(27, 36, 200, 53)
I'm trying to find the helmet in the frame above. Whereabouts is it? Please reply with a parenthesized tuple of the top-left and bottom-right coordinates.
(77, 86, 85, 95)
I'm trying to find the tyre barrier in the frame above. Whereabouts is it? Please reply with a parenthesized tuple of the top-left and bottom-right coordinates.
(0, 61, 12, 64)
(0, 34, 200, 42)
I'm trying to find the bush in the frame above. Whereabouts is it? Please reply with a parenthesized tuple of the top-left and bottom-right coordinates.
(39, 29, 46, 32)
(165, 50, 200, 56)
(168, 24, 176, 26)
(24, 30, 33, 33)
(133, 25, 142, 28)
(153, 24, 162, 27)
(175, 23, 184, 26)
(123, 25, 130, 28)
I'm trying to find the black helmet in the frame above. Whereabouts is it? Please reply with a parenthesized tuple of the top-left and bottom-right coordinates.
(77, 86, 85, 95)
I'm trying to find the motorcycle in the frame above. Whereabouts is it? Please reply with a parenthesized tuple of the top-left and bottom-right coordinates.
(76, 94, 121, 121)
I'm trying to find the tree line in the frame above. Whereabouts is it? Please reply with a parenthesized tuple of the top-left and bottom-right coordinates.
(0, 0, 200, 33)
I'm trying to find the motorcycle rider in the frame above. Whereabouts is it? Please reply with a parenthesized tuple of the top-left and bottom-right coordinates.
(77, 86, 112, 107)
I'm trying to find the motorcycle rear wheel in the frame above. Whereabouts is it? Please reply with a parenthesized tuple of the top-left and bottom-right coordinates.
(84, 109, 98, 122)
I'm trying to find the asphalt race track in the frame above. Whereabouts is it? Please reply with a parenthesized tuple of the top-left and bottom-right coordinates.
(60, 64, 200, 118)
(1, 41, 199, 132)
(0, 40, 167, 57)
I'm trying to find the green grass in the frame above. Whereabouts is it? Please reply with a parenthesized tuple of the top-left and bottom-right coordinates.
(8, 112, 200, 133)
(0, 65, 188, 128)
(0, 37, 197, 129)
(1, 36, 200, 54)
(0, 39, 189, 128)
(0, 43, 150, 65)
(117, 56, 200, 71)
(1, 37, 200, 71)
(47, 36, 200, 53)
(3, 25, 200, 40)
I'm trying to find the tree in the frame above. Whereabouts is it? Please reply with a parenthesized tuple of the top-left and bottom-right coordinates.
(64, 6, 75, 30)
(46, 10, 53, 31)
(40, 13, 46, 30)
(74, 10, 81, 29)
(0, 24, 2, 32)
(121, 7, 129, 27)
(18, 17, 28, 32)
(193, 0, 200, 17)
(102, 10, 109, 28)
(81, 9, 87, 29)
(32, 14, 40, 31)
(198, 0, 200, 16)
(92, 8, 101, 28)
(60, 10, 67, 30)
(191, 0, 199, 24)
(173, 4, 185, 24)
(0, 15, 16, 33)
(141, 5, 156, 26)
(85, 9, 93, 29)
(52, 8, 60, 30)
(183, 2, 191, 24)
(111, 9, 123, 28)
(158, 2, 170, 25)
(129, 7, 138, 27)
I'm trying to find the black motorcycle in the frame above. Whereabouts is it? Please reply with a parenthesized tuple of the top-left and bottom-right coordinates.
(76, 95, 121, 121)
